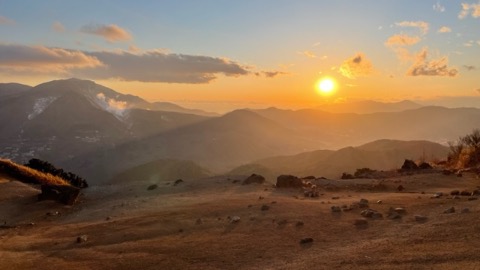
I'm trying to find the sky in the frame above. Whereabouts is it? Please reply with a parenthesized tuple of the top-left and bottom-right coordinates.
(0, 0, 479, 112)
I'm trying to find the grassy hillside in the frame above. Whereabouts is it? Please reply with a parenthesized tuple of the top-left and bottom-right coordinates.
(0, 159, 70, 186)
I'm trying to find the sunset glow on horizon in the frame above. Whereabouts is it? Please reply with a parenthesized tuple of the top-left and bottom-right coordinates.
(0, 1, 479, 112)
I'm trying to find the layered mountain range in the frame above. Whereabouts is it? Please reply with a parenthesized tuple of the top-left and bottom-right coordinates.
(1, 78, 479, 184)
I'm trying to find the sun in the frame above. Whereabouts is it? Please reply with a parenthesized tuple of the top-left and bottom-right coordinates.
(316, 77, 336, 95)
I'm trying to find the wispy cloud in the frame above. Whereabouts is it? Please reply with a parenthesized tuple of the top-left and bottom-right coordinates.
(255, 71, 288, 78)
(395, 21, 429, 35)
(463, 65, 476, 70)
(433, 2, 446, 12)
(464, 40, 474, 47)
(339, 53, 374, 79)
(80, 23, 132, 42)
(0, 15, 14, 25)
(437, 26, 451, 33)
(52, 21, 65, 32)
(459, 1, 480, 19)
(0, 43, 102, 73)
(406, 48, 458, 77)
(385, 34, 421, 46)
(298, 50, 316, 58)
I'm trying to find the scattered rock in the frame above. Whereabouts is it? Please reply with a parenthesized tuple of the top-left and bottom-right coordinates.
(147, 184, 158, 191)
(331, 206, 342, 213)
(376, 200, 383, 204)
(401, 159, 418, 170)
(242, 174, 266, 185)
(174, 179, 184, 186)
(358, 198, 369, 208)
(230, 216, 241, 223)
(461, 208, 470, 213)
(299, 238, 313, 244)
(460, 190, 471, 196)
(431, 192, 443, 199)
(414, 215, 428, 222)
(472, 190, 480, 196)
(387, 208, 402, 219)
(360, 209, 383, 219)
(261, 205, 270, 211)
(443, 207, 455, 214)
(450, 190, 460, 196)
(76, 235, 88, 243)
(354, 219, 368, 226)
(394, 207, 406, 214)
(38, 184, 80, 205)
(276, 175, 303, 188)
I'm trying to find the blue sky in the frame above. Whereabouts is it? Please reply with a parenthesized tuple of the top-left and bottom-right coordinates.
(0, 1, 479, 111)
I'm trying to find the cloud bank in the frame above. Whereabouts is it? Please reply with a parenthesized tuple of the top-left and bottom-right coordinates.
(339, 53, 374, 79)
(459, 2, 480, 19)
(80, 24, 132, 42)
(406, 48, 458, 77)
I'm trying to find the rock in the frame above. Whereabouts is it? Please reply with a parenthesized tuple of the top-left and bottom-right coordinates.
(331, 206, 342, 213)
(401, 159, 418, 170)
(354, 219, 368, 226)
(360, 209, 382, 219)
(341, 173, 354, 179)
(472, 190, 480, 196)
(460, 190, 471, 196)
(242, 174, 266, 185)
(387, 208, 402, 219)
(261, 205, 270, 211)
(76, 235, 88, 243)
(147, 184, 158, 190)
(461, 208, 470, 213)
(450, 190, 460, 196)
(46, 211, 60, 216)
(299, 238, 314, 244)
(431, 192, 443, 199)
(38, 184, 80, 205)
(397, 185, 404, 192)
(230, 216, 241, 223)
(394, 207, 406, 214)
(443, 207, 455, 214)
(358, 198, 369, 208)
(276, 175, 303, 188)
(414, 215, 428, 222)
(418, 162, 433, 170)
(376, 200, 383, 204)
(295, 221, 304, 227)
(174, 179, 184, 186)
(332, 196, 340, 200)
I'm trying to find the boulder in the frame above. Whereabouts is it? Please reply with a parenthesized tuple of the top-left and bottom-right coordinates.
(174, 179, 184, 186)
(242, 174, 265, 185)
(299, 237, 314, 244)
(276, 175, 303, 188)
(147, 184, 158, 190)
(418, 162, 432, 170)
(76, 235, 88, 243)
(38, 184, 80, 205)
(401, 159, 418, 170)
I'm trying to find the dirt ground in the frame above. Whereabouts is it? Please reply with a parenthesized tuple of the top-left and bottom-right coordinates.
(1, 172, 480, 269)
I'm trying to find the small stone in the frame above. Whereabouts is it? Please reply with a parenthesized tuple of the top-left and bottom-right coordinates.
(299, 237, 313, 244)
(354, 219, 368, 226)
(271, 201, 277, 204)
(106, 216, 111, 221)
(394, 207, 406, 214)
(76, 235, 88, 243)
(414, 215, 428, 222)
(461, 208, 470, 213)
(195, 218, 203, 225)
(261, 205, 270, 211)
(331, 206, 342, 213)
(376, 200, 382, 204)
(295, 221, 304, 227)
(46, 211, 60, 216)
(443, 207, 455, 214)
(231, 216, 241, 223)
(147, 184, 158, 191)
(332, 196, 340, 200)
(174, 179, 184, 186)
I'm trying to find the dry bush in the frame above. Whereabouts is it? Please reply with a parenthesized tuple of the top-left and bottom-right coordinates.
(448, 129, 480, 169)
(0, 159, 70, 186)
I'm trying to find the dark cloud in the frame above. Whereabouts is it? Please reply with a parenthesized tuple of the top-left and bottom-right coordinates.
(80, 23, 132, 42)
(406, 48, 458, 77)
(463, 65, 476, 71)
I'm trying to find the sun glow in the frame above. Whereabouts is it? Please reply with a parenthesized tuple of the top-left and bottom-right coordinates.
(316, 77, 336, 96)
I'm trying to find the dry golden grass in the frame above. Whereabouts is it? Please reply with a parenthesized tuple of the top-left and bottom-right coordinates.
(0, 159, 70, 186)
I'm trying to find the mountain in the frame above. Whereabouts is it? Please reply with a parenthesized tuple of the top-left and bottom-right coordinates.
(0, 78, 208, 166)
(317, 100, 422, 114)
(149, 102, 219, 117)
(0, 83, 32, 98)
(230, 139, 449, 179)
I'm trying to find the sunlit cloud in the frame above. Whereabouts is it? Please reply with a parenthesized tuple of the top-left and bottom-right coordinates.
(395, 21, 429, 35)
(385, 34, 421, 46)
(52, 21, 65, 32)
(437, 26, 451, 33)
(298, 50, 316, 58)
(406, 48, 458, 77)
(0, 43, 102, 73)
(255, 71, 288, 78)
(458, 1, 480, 19)
(339, 52, 374, 79)
(0, 15, 14, 25)
(433, 2, 446, 12)
(463, 65, 476, 70)
(80, 23, 132, 42)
